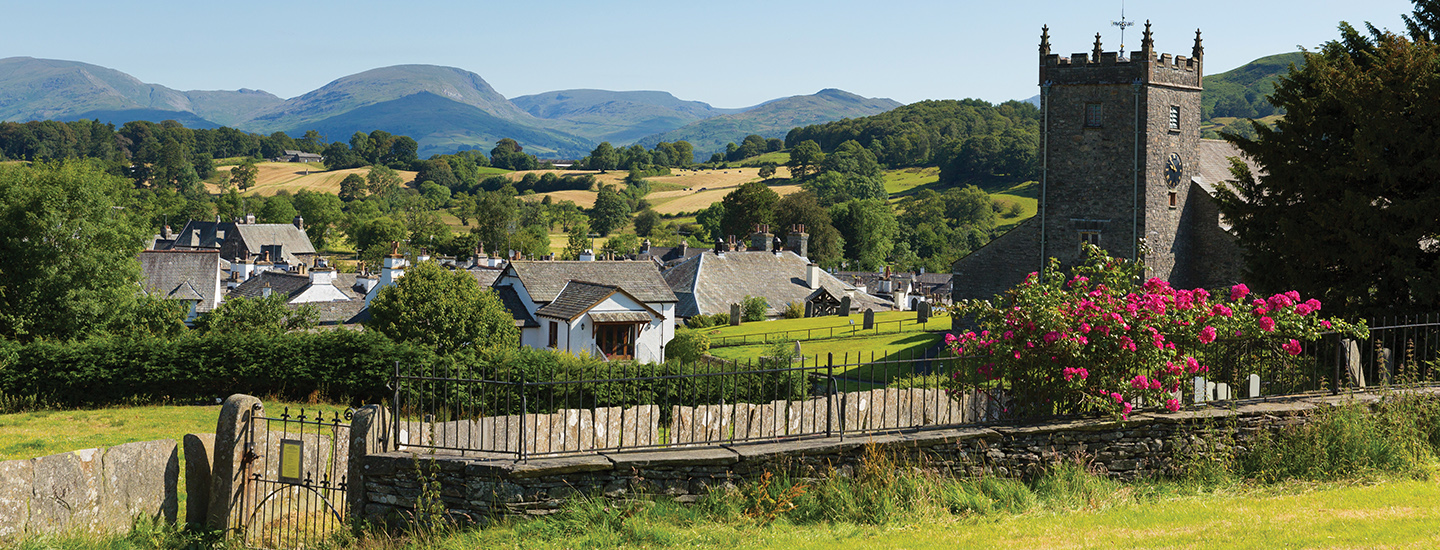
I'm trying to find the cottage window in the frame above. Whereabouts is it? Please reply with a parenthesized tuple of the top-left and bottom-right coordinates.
(548, 321, 559, 348)
(1084, 103, 1103, 128)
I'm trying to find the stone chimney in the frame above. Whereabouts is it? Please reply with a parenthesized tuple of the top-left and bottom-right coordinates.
(417, 248, 431, 263)
(292, 215, 304, 230)
(296, 262, 309, 276)
(679, 239, 688, 258)
(310, 265, 336, 286)
(367, 241, 408, 304)
(640, 239, 651, 255)
(751, 225, 773, 252)
(807, 263, 822, 290)
(786, 225, 809, 259)
(162, 225, 174, 240)
(579, 249, 595, 261)
(245, 213, 256, 224)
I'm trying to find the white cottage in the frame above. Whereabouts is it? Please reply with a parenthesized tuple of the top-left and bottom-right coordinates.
(492, 261, 678, 363)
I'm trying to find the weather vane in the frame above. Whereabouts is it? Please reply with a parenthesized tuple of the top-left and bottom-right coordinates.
(1112, 0, 1134, 58)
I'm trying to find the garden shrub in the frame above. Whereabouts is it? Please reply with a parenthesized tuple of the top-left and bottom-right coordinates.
(946, 244, 1365, 419)
(742, 295, 769, 322)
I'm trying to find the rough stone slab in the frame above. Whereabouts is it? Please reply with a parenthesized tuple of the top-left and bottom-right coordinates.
(510, 455, 614, 478)
(182, 434, 214, 526)
(462, 459, 518, 477)
(208, 394, 262, 531)
(726, 436, 853, 460)
(604, 447, 740, 468)
(887, 427, 1001, 446)
(621, 405, 660, 448)
(29, 449, 102, 534)
(100, 439, 178, 529)
(0, 458, 34, 538)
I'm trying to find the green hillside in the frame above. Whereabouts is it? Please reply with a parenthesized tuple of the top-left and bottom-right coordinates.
(0, 57, 195, 122)
(634, 89, 903, 160)
(1202, 52, 1304, 121)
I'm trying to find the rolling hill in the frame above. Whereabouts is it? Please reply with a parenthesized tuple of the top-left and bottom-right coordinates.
(1202, 52, 1304, 120)
(634, 89, 902, 160)
(298, 91, 594, 158)
(511, 89, 742, 144)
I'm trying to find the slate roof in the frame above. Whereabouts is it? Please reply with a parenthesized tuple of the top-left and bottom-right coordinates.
(231, 270, 311, 300)
(138, 250, 221, 313)
(504, 261, 677, 304)
(167, 220, 316, 263)
(469, 268, 502, 288)
(663, 250, 891, 318)
(1192, 139, 1262, 194)
(494, 285, 540, 328)
(535, 281, 620, 321)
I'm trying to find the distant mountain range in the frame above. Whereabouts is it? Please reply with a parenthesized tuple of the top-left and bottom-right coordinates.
(0, 57, 901, 159)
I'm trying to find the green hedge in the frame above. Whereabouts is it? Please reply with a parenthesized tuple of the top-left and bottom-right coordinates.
(0, 330, 435, 407)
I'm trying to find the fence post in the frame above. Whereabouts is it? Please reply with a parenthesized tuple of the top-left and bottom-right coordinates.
(391, 361, 401, 452)
(826, 352, 834, 438)
(519, 370, 528, 462)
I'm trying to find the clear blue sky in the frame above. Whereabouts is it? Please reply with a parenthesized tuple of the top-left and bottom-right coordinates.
(2, 0, 1416, 108)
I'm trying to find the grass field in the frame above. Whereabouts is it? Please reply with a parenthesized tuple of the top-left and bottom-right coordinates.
(207, 162, 419, 197)
(699, 310, 943, 342)
(883, 166, 942, 197)
(706, 332, 944, 383)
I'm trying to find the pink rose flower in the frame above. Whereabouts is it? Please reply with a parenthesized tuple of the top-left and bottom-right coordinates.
(1258, 316, 1276, 332)
(1199, 326, 1217, 344)
(1231, 283, 1250, 301)
(1283, 339, 1303, 355)
(1165, 399, 1181, 413)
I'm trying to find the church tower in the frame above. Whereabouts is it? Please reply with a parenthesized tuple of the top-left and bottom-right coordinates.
(1036, 22, 1203, 280)
(952, 23, 1237, 305)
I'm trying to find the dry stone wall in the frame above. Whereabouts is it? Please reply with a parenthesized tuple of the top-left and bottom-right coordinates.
(0, 440, 178, 539)
(353, 393, 1391, 525)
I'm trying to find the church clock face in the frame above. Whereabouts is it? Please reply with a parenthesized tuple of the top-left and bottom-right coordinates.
(1165, 153, 1184, 188)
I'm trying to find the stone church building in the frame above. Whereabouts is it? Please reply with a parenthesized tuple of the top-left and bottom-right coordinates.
(952, 23, 1250, 302)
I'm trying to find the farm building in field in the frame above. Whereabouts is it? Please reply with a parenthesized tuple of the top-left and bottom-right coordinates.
(492, 260, 678, 363)
(273, 150, 324, 163)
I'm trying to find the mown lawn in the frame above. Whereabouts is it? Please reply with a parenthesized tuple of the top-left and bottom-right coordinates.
(698, 310, 946, 344)
(707, 332, 942, 366)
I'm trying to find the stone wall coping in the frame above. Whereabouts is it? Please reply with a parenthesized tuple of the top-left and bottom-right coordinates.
(605, 447, 740, 468)
(511, 455, 615, 478)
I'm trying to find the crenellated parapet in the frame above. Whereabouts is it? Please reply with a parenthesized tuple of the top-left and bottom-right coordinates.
(1039, 21, 1202, 87)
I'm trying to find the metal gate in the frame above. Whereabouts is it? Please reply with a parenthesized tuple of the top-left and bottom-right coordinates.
(239, 405, 353, 549)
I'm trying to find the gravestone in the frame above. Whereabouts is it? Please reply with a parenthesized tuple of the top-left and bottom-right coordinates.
(863, 308, 875, 330)
(916, 301, 930, 323)
(1214, 383, 1231, 401)
(1249, 374, 1262, 398)
(804, 301, 814, 318)
(1193, 377, 1208, 403)
(839, 296, 851, 317)
(1339, 339, 1365, 387)
(731, 303, 742, 325)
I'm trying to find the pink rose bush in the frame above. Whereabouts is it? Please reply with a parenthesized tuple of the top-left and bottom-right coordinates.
(945, 245, 1365, 420)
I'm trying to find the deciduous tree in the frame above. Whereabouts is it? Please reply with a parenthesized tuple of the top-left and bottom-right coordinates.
(367, 261, 519, 353)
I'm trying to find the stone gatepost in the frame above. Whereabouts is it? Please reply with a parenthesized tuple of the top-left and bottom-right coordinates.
(207, 394, 264, 531)
(182, 433, 215, 527)
(347, 404, 391, 522)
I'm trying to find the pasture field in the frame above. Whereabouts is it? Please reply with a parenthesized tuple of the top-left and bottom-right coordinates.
(884, 166, 942, 197)
(698, 309, 942, 342)
(207, 162, 418, 197)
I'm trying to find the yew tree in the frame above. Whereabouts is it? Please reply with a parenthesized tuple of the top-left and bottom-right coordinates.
(1215, 8, 1440, 317)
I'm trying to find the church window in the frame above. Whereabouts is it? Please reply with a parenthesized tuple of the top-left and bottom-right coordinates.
(1084, 103, 1103, 128)
(1169, 105, 1180, 130)
(1079, 230, 1101, 253)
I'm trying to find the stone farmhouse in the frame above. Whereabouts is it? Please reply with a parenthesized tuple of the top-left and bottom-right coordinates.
(952, 23, 1254, 303)
(160, 214, 317, 266)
